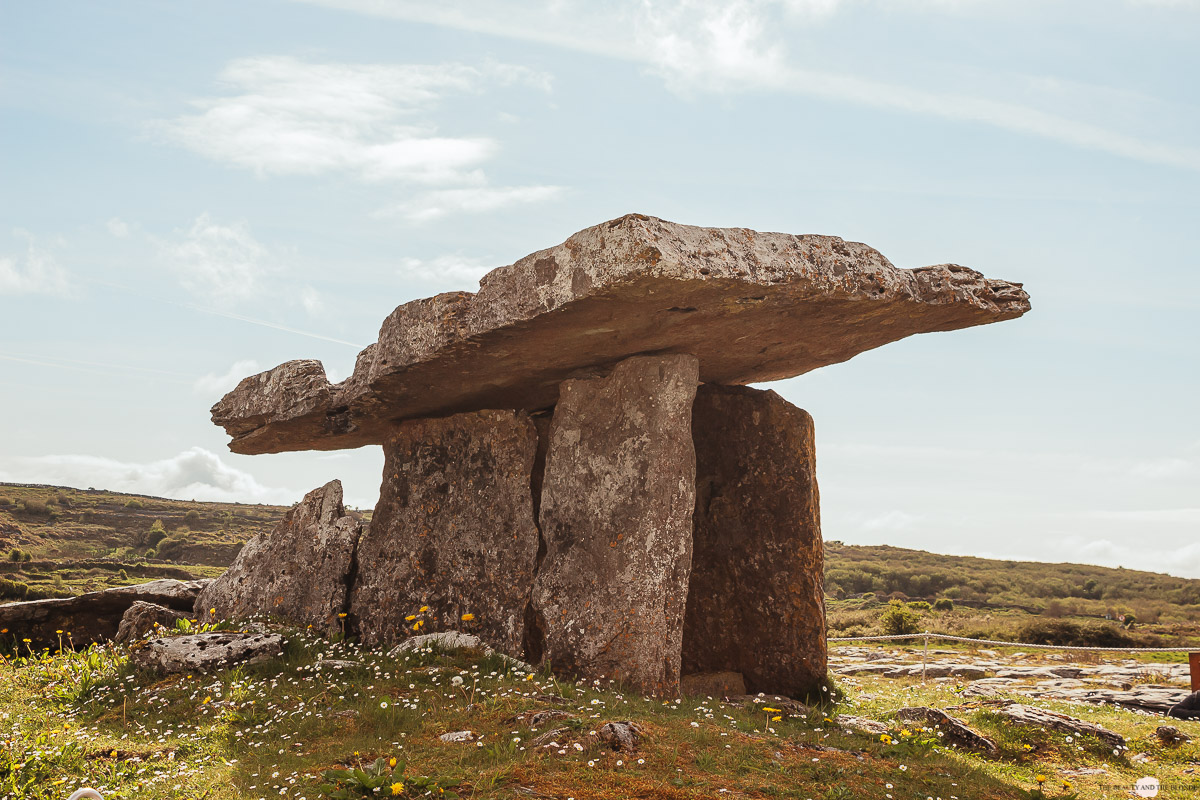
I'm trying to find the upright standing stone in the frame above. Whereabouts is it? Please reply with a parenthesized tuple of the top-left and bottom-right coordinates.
(683, 384, 826, 697)
(530, 354, 699, 695)
(196, 480, 362, 635)
(350, 410, 540, 656)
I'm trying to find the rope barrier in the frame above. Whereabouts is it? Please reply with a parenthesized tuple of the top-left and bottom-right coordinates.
(827, 631, 1198, 653)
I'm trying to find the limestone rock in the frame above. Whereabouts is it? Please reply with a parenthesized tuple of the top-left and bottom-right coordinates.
(597, 721, 644, 753)
(350, 410, 540, 656)
(0, 579, 209, 649)
(212, 214, 1030, 454)
(115, 601, 189, 644)
(530, 354, 699, 695)
(195, 480, 361, 636)
(895, 707, 999, 756)
(439, 731, 476, 743)
(387, 631, 486, 657)
(131, 632, 283, 673)
(997, 704, 1125, 750)
(838, 715, 889, 736)
(1155, 725, 1190, 745)
(680, 671, 747, 699)
(528, 709, 577, 727)
(683, 384, 825, 697)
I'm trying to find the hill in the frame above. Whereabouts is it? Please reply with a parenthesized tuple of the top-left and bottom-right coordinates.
(2, 481, 1198, 645)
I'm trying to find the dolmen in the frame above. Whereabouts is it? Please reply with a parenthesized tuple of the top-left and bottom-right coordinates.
(202, 213, 1030, 697)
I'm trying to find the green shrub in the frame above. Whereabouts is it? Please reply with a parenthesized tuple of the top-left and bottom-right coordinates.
(124, 499, 144, 509)
(1016, 618, 1144, 648)
(183, 509, 202, 526)
(880, 599, 922, 636)
(932, 598, 954, 612)
(7, 548, 22, 562)
(20, 499, 49, 516)
(21, 551, 31, 562)
(0, 496, 11, 506)
(907, 600, 931, 611)
(0, 578, 28, 600)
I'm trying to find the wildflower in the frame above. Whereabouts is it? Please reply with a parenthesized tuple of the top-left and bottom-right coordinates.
(419, 605, 429, 612)
(461, 613, 475, 621)
(900, 729, 911, 737)
(381, 701, 389, 709)
(880, 734, 893, 744)
(388, 757, 397, 767)
(1022, 744, 1033, 751)
(1062, 781, 1072, 791)
(763, 707, 781, 713)
(202, 696, 212, 704)
(338, 613, 348, 618)
(390, 781, 404, 795)
(771, 716, 782, 722)
(56, 629, 63, 634)
(899, 765, 907, 771)
(1035, 775, 1046, 785)
(405, 615, 417, 621)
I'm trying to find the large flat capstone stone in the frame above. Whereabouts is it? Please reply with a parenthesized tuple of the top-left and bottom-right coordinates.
(683, 385, 826, 697)
(349, 410, 541, 655)
(195, 480, 362, 635)
(212, 214, 1030, 454)
(530, 354, 699, 695)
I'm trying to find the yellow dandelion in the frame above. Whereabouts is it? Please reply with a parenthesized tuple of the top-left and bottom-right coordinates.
(202, 696, 212, 704)
(55, 629, 63, 634)
(338, 612, 348, 618)
(1035, 774, 1046, 785)
(1, 628, 7, 634)
(419, 605, 429, 612)
(412, 622, 420, 631)
(762, 707, 781, 713)
(771, 715, 782, 722)
(388, 756, 397, 768)
(461, 613, 475, 622)
(900, 728, 911, 737)
(390, 781, 404, 796)
(405, 614, 416, 621)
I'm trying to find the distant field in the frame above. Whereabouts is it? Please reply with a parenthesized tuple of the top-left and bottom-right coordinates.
(2, 482, 1198, 647)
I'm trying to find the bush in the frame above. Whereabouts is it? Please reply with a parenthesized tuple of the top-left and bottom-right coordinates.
(880, 599, 922, 636)
(124, 499, 144, 510)
(907, 600, 932, 612)
(7, 548, 22, 562)
(19, 499, 49, 516)
(183, 509, 202, 526)
(143, 548, 156, 559)
(1016, 618, 1144, 648)
(21, 551, 31, 562)
(0, 578, 28, 600)
(0, 496, 11, 506)
(932, 598, 954, 612)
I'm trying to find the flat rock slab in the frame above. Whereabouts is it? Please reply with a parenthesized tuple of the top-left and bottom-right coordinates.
(896, 707, 999, 756)
(131, 632, 283, 673)
(196, 480, 362, 636)
(996, 703, 1125, 750)
(530, 354, 698, 695)
(683, 384, 825, 697)
(0, 579, 209, 649)
(350, 410, 540, 655)
(213, 214, 1030, 454)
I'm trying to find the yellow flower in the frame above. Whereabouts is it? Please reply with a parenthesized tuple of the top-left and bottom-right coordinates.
(900, 728, 911, 737)
(55, 629, 63, 634)
(390, 782, 404, 796)
(1035, 774, 1046, 785)
(388, 756, 397, 768)
(110, 750, 117, 757)
(1023, 744, 1033, 751)
(0, 628, 7, 633)
(202, 696, 212, 704)
(405, 614, 416, 621)
(338, 612, 348, 618)
(879, 734, 893, 744)
(412, 622, 420, 631)
(461, 613, 475, 622)
(419, 605, 429, 612)
(762, 707, 781, 713)
(771, 715, 782, 722)
(210, 608, 216, 614)
(1062, 781, 1072, 791)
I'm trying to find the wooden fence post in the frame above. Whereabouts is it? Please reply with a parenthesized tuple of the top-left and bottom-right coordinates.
(1190, 651, 1199, 692)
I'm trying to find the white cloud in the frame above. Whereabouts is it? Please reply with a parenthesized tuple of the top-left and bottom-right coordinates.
(169, 214, 272, 304)
(381, 185, 564, 222)
(397, 253, 496, 286)
(0, 230, 73, 296)
(0, 448, 299, 505)
(194, 359, 261, 397)
(298, 285, 324, 315)
(294, 0, 1200, 172)
(156, 56, 548, 185)
(859, 509, 920, 531)
(1083, 508, 1200, 524)
(106, 217, 131, 238)
(1130, 457, 1195, 480)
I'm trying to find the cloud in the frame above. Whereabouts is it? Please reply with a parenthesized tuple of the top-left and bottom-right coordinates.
(293, 0, 1200, 172)
(0, 230, 73, 296)
(859, 510, 920, 531)
(106, 218, 131, 238)
(397, 253, 496, 286)
(1036, 534, 1200, 579)
(168, 214, 272, 304)
(194, 359, 261, 397)
(1129, 457, 1195, 480)
(380, 185, 563, 222)
(155, 56, 549, 185)
(298, 285, 324, 315)
(0, 448, 300, 505)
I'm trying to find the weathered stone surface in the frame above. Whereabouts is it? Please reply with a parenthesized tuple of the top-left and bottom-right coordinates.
(530, 354, 699, 695)
(0, 579, 209, 649)
(213, 214, 1030, 455)
(439, 730, 476, 743)
(597, 721, 644, 753)
(997, 704, 1125, 750)
(131, 632, 283, 673)
(387, 631, 486, 657)
(195, 481, 362, 635)
(683, 384, 825, 697)
(1156, 725, 1191, 745)
(115, 601, 189, 644)
(895, 707, 999, 756)
(350, 410, 540, 656)
(838, 715, 890, 736)
(680, 671, 747, 699)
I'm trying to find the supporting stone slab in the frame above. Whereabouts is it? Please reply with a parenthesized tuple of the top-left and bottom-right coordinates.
(350, 409, 540, 656)
(196, 480, 361, 636)
(530, 354, 699, 695)
(683, 384, 826, 697)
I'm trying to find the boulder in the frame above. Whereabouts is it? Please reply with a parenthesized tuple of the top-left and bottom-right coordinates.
(211, 214, 1030, 455)
(1155, 725, 1190, 745)
(683, 384, 825, 697)
(597, 721, 644, 753)
(387, 631, 486, 657)
(350, 410, 540, 656)
(131, 631, 283, 673)
(0, 579, 209, 649)
(838, 715, 889, 736)
(529, 354, 699, 695)
(115, 601, 189, 644)
(996, 704, 1125, 750)
(680, 671, 748, 699)
(895, 707, 999, 756)
(196, 481, 362, 636)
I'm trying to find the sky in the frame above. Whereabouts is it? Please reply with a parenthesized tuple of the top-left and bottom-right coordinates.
(1, 0, 1198, 577)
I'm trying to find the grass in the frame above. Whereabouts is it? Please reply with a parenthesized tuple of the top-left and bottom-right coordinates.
(4, 626, 1197, 800)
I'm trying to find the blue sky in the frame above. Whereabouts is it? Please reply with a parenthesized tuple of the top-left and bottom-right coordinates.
(2, 0, 1198, 576)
